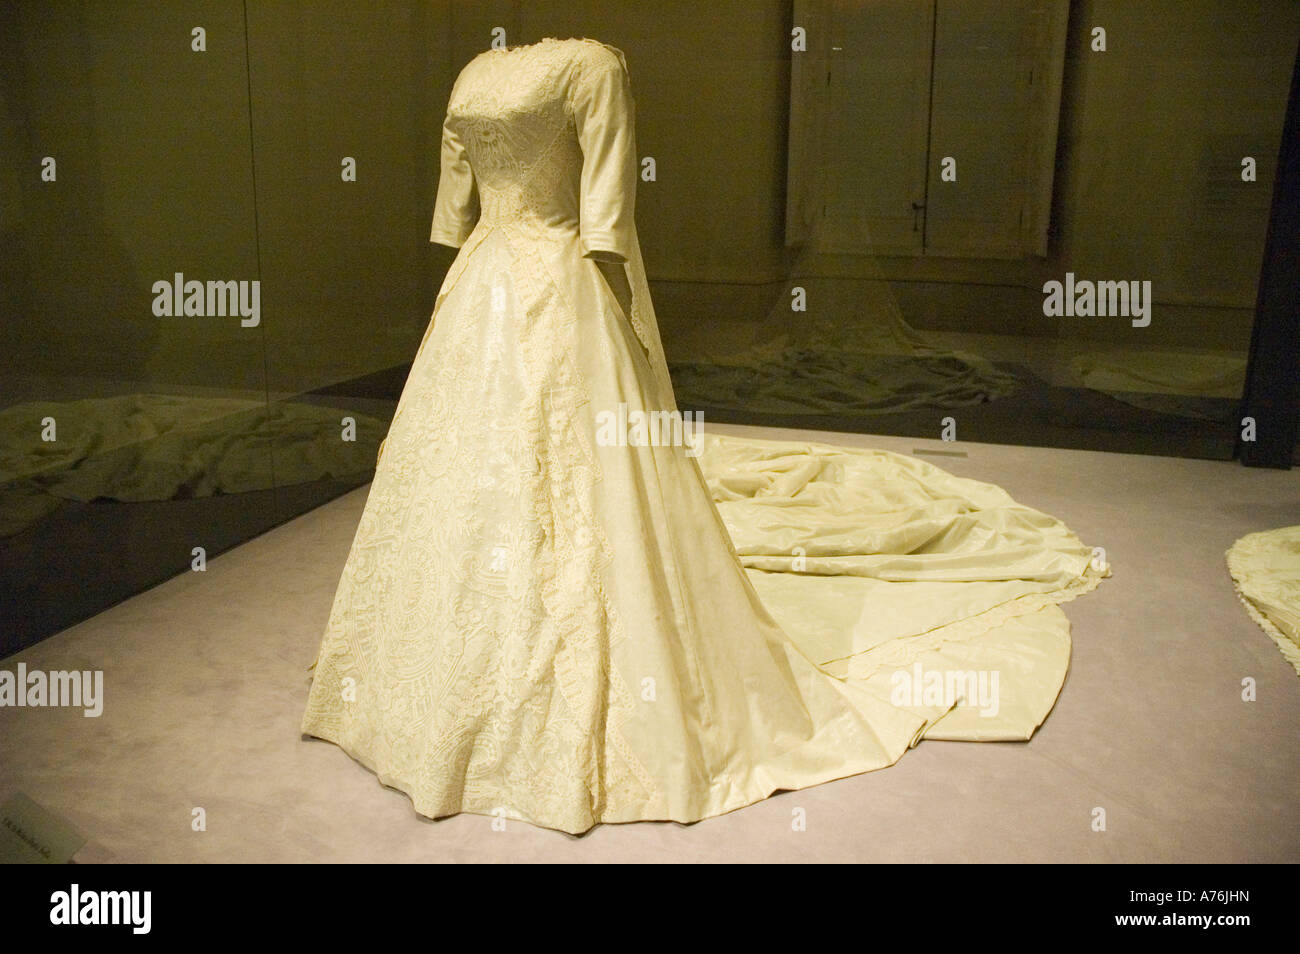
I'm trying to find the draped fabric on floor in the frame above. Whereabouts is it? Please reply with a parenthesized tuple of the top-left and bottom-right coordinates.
(670, 348, 1021, 417)
(1227, 527, 1300, 676)
(0, 393, 388, 538)
(696, 432, 1108, 740)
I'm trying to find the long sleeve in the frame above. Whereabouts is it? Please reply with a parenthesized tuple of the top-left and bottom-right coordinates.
(570, 46, 637, 263)
(430, 109, 478, 248)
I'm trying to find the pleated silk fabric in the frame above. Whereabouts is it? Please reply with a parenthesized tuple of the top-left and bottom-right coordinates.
(300, 37, 1107, 833)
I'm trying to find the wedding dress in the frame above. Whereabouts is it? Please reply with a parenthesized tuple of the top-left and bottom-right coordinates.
(301, 36, 1106, 834)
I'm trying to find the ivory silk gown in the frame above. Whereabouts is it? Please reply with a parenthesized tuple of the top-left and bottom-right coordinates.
(301, 37, 1107, 834)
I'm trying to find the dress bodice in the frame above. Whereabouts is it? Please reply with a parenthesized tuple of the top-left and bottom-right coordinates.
(431, 37, 638, 262)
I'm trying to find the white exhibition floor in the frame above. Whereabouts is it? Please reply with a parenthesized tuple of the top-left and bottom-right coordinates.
(2, 422, 1297, 862)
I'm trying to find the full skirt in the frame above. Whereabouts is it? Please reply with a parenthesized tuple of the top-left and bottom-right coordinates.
(301, 227, 1106, 833)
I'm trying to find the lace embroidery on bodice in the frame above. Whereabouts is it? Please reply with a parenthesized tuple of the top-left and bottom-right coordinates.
(447, 38, 624, 241)
(430, 35, 677, 406)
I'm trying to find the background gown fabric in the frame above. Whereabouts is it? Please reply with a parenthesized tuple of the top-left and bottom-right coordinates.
(1227, 527, 1300, 675)
(300, 37, 1107, 834)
